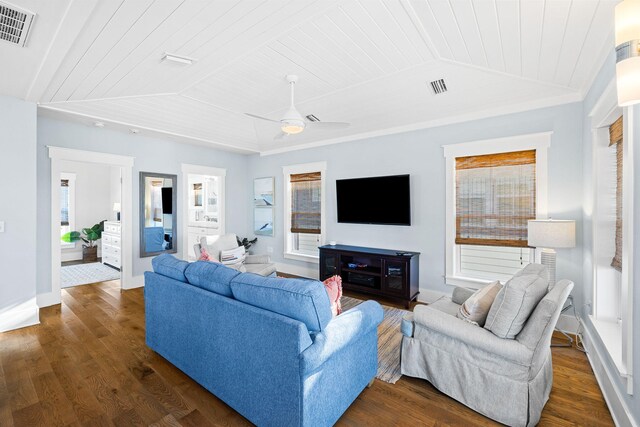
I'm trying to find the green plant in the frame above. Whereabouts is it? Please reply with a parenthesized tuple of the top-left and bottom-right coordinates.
(236, 236, 258, 250)
(61, 220, 106, 247)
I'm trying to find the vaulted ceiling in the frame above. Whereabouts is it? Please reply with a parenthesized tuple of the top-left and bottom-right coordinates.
(1, 0, 616, 154)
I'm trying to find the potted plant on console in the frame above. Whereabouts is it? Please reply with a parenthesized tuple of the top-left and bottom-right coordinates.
(61, 220, 106, 262)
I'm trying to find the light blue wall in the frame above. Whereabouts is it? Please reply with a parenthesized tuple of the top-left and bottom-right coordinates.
(0, 96, 37, 313)
(36, 116, 249, 295)
(582, 52, 640, 425)
(247, 102, 585, 305)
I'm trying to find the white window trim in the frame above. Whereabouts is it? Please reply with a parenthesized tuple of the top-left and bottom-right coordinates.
(443, 132, 551, 289)
(60, 172, 76, 249)
(588, 77, 634, 394)
(282, 161, 326, 263)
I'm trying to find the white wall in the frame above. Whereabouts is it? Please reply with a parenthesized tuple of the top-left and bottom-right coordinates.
(110, 166, 121, 222)
(0, 95, 38, 330)
(36, 115, 249, 296)
(60, 160, 112, 261)
(247, 102, 585, 306)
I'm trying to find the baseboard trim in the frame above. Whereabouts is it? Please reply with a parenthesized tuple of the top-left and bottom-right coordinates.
(583, 323, 638, 427)
(37, 291, 60, 308)
(275, 262, 318, 280)
(123, 275, 145, 290)
(0, 298, 40, 333)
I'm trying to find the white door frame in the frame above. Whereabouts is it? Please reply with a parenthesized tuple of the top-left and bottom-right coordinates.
(42, 146, 135, 307)
(181, 163, 226, 261)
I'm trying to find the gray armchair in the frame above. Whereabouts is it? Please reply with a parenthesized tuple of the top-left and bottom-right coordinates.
(401, 265, 573, 427)
(194, 233, 276, 277)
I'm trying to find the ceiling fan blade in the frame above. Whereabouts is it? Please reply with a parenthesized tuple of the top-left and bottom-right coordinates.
(245, 113, 280, 123)
(274, 132, 288, 141)
(307, 121, 350, 129)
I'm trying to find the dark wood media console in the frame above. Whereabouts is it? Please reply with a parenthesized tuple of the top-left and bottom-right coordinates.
(319, 244, 420, 308)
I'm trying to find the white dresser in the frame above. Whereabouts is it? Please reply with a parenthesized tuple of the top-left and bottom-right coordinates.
(102, 221, 121, 270)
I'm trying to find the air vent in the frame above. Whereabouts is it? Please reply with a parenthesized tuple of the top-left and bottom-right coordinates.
(429, 79, 448, 95)
(305, 114, 320, 122)
(0, 2, 34, 46)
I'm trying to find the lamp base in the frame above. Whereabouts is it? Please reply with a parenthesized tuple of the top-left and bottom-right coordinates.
(540, 248, 557, 289)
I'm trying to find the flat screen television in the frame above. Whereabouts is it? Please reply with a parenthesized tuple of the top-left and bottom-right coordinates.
(336, 174, 410, 226)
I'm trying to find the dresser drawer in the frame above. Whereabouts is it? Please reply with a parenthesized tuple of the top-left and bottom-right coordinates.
(104, 223, 121, 234)
(102, 243, 120, 258)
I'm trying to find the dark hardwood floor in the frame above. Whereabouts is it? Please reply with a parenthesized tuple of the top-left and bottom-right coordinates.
(0, 281, 614, 426)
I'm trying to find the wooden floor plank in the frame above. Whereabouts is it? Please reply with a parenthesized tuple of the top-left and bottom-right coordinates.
(0, 281, 615, 426)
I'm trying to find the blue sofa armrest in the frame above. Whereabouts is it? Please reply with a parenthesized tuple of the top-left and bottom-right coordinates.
(300, 300, 383, 374)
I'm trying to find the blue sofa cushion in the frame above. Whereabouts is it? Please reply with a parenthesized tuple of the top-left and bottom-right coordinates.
(230, 274, 333, 333)
(152, 254, 189, 282)
(184, 261, 240, 297)
(145, 227, 166, 252)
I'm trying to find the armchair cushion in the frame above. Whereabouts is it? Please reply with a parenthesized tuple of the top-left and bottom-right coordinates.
(485, 266, 549, 339)
(245, 254, 271, 264)
(412, 304, 532, 367)
(456, 281, 502, 326)
(200, 233, 238, 261)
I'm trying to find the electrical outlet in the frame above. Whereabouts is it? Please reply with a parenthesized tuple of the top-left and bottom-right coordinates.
(0, 221, 4, 233)
(267, 246, 274, 254)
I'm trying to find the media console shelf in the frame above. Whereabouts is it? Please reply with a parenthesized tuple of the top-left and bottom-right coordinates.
(319, 244, 419, 308)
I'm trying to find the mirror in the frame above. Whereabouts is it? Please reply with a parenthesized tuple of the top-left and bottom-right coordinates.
(140, 172, 177, 257)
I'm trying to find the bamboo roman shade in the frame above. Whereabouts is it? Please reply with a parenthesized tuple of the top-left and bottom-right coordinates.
(290, 172, 321, 234)
(60, 179, 69, 226)
(455, 150, 536, 248)
(610, 116, 623, 272)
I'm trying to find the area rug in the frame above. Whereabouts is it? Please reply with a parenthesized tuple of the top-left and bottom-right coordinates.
(341, 295, 409, 384)
(61, 262, 120, 288)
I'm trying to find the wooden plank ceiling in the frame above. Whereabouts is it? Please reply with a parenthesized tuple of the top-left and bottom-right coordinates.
(0, 0, 617, 153)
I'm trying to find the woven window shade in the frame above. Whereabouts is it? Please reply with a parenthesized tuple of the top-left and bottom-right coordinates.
(60, 179, 69, 226)
(610, 116, 623, 272)
(455, 150, 536, 248)
(290, 172, 321, 234)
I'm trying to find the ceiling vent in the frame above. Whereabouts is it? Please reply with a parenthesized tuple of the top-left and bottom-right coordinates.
(305, 114, 320, 122)
(429, 79, 448, 95)
(0, 2, 35, 46)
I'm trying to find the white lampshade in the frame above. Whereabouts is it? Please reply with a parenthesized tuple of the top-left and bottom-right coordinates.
(615, 0, 640, 106)
(528, 220, 576, 249)
(113, 202, 121, 211)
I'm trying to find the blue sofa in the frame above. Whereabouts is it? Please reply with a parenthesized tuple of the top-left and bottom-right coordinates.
(145, 254, 383, 426)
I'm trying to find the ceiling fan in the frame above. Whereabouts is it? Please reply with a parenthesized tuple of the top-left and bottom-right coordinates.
(245, 75, 350, 140)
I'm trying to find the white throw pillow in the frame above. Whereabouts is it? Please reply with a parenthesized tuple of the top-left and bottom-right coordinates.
(220, 246, 246, 266)
(456, 281, 502, 327)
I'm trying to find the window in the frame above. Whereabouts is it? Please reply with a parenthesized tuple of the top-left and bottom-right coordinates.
(444, 133, 550, 287)
(590, 108, 632, 382)
(283, 162, 326, 262)
(610, 116, 623, 272)
(60, 173, 76, 248)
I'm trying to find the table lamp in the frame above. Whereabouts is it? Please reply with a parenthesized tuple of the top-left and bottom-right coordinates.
(527, 219, 576, 287)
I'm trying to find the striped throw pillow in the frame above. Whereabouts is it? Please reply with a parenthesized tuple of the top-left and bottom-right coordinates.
(220, 246, 246, 265)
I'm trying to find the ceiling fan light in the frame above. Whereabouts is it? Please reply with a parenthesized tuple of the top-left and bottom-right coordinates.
(615, 0, 640, 106)
(281, 120, 305, 135)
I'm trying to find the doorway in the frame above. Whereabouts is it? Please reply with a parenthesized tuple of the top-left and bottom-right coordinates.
(181, 164, 226, 261)
(44, 147, 134, 308)
(58, 160, 122, 288)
